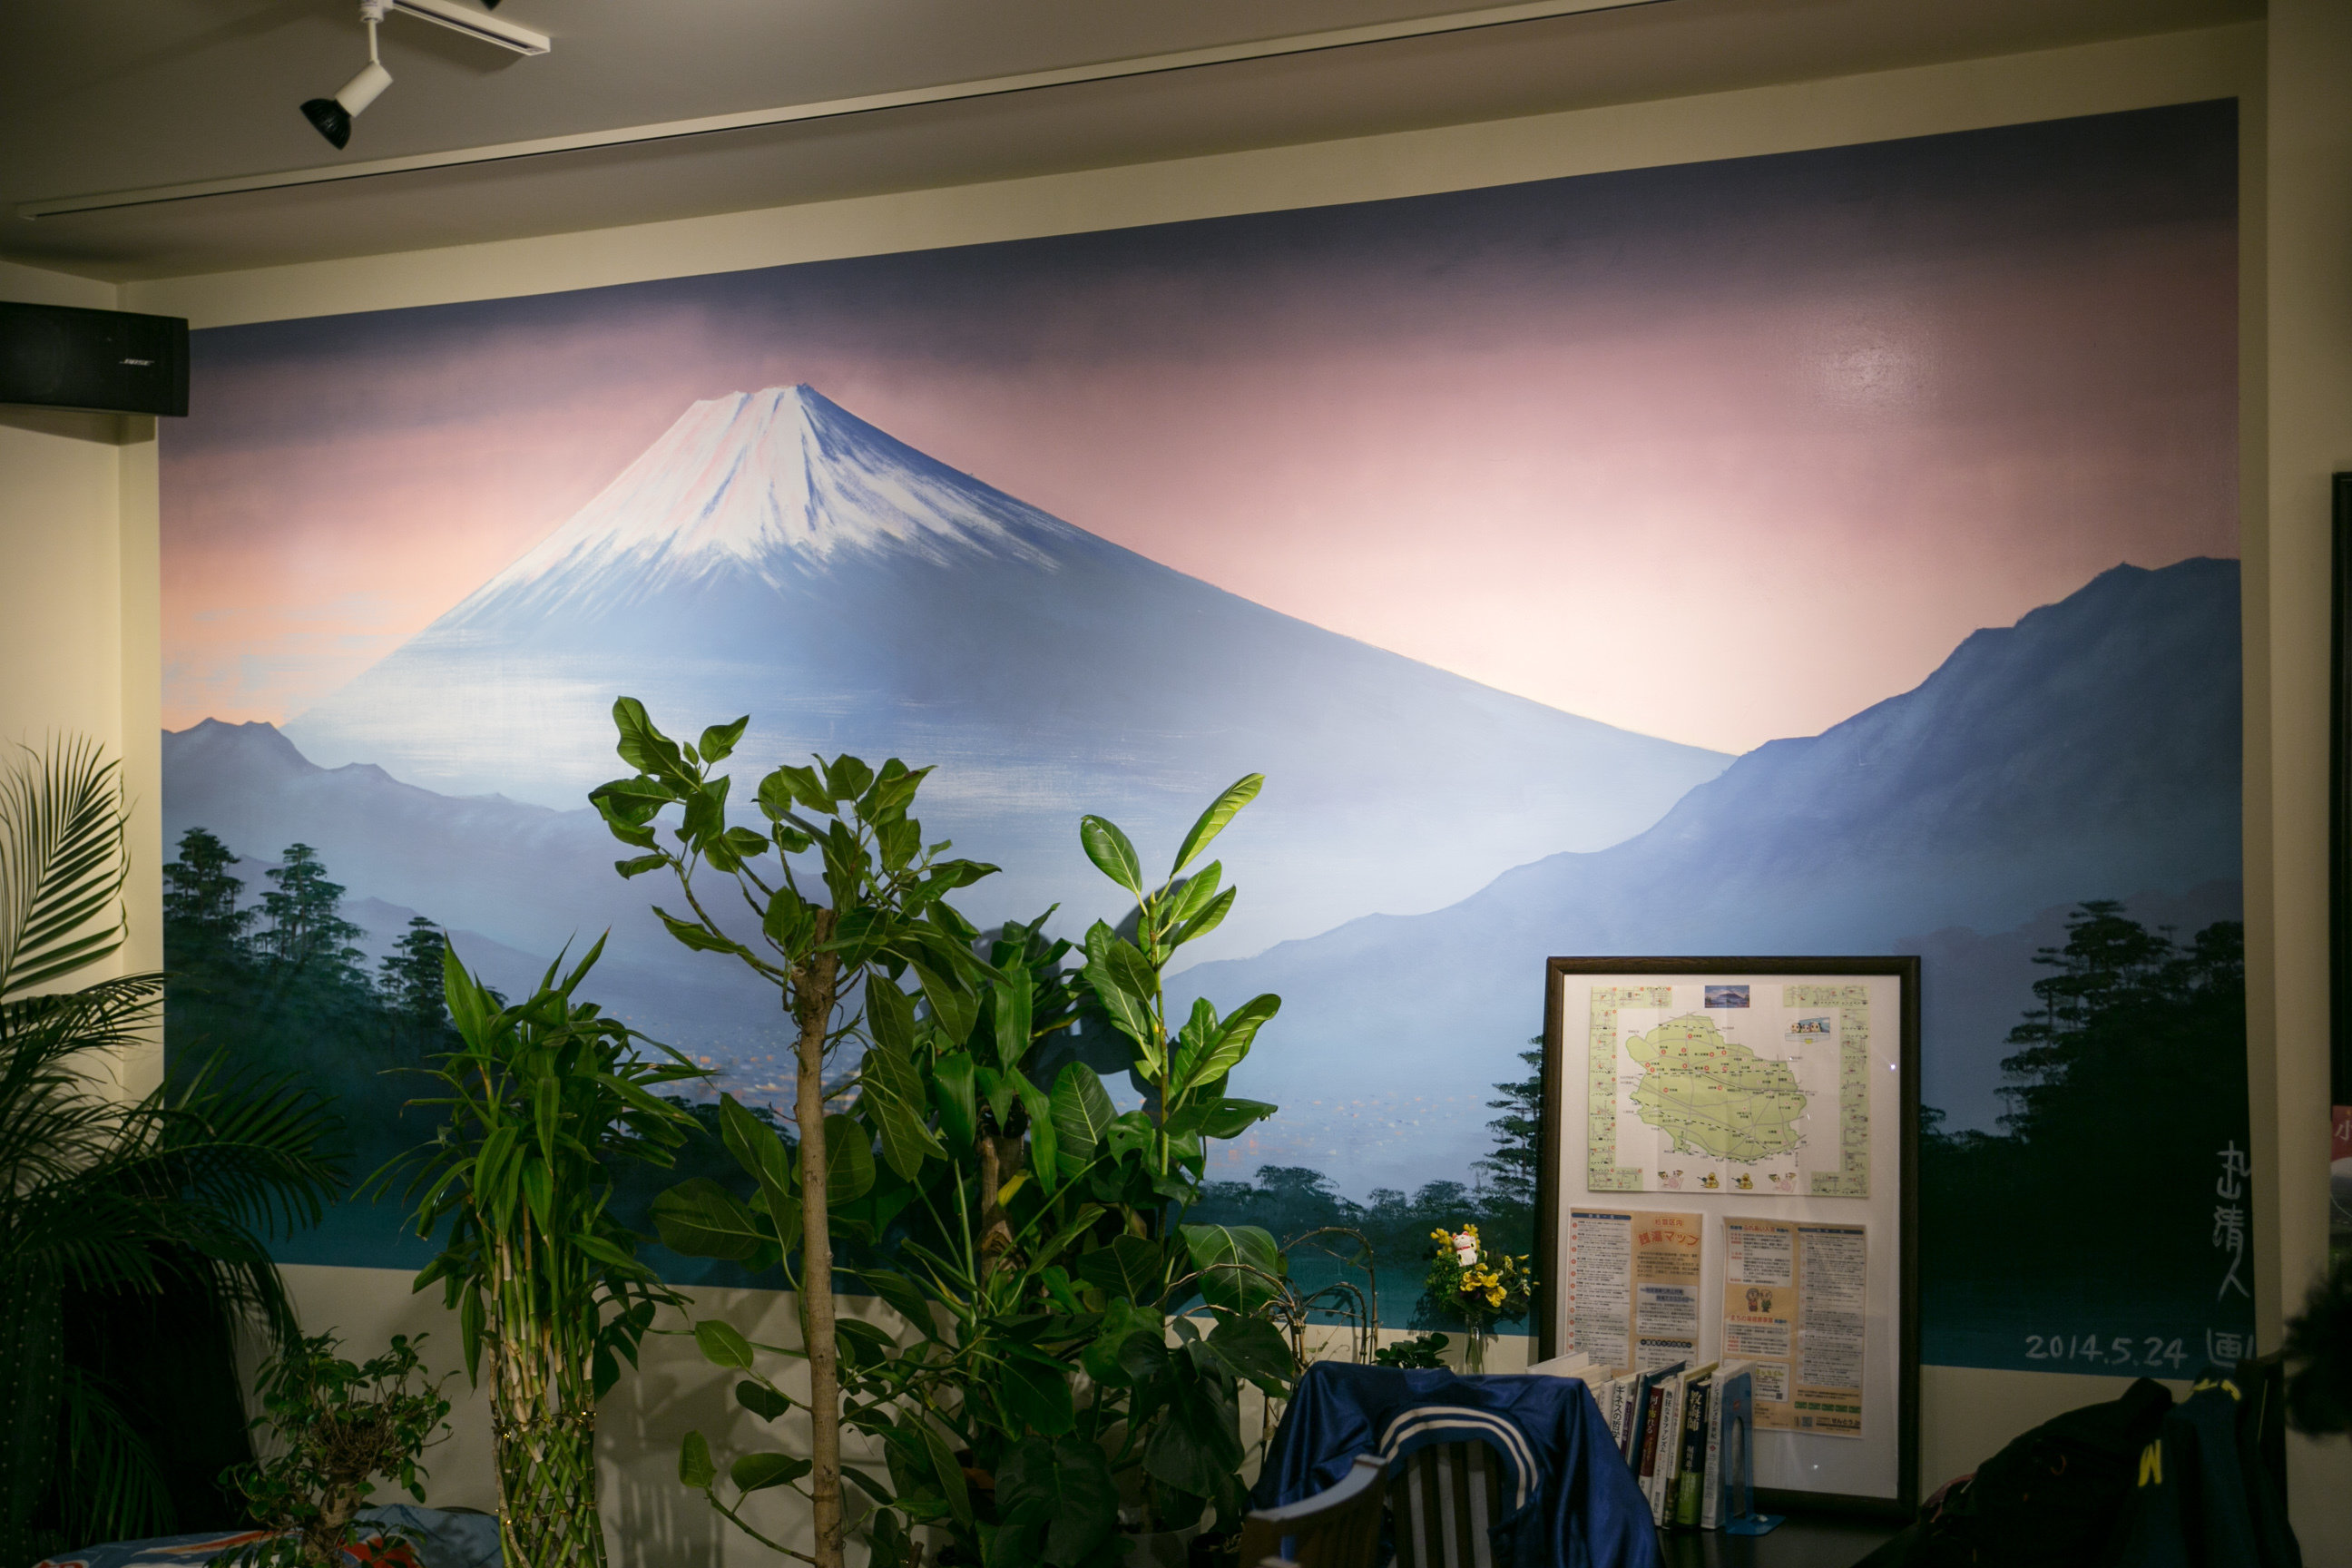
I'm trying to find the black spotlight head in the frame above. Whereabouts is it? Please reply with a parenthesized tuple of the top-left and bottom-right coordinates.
(301, 97, 353, 150)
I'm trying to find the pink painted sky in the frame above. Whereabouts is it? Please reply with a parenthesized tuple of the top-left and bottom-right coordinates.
(162, 105, 2238, 756)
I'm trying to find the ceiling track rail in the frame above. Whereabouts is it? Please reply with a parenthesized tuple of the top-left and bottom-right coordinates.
(15, 0, 1660, 220)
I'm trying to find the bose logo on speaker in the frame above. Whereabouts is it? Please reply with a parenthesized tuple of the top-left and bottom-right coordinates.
(121, 358, 153, 366)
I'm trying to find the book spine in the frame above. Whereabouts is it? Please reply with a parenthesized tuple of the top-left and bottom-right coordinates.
(1700, 1377, 1727, 1529)
(1651, 1381, 1682, 1524)
(1637, 1383, 1666, 1499)
(1673, 1383, 1710, 1528)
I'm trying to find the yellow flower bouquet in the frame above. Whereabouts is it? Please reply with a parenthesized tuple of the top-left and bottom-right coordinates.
(1421, 1223, 1535, 1372)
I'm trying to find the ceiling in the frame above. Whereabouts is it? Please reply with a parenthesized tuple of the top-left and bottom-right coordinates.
(1, 0, 2259, 282)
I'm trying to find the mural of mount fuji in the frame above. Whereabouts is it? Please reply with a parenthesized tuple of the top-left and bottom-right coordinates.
(160, 99, 2244, 1371)
(276, 383, 1730, 963)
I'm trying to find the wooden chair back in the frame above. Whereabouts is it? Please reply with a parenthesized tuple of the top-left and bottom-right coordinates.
(1235, 1454, 1389, 1568)
(1388, 1439, 1504, 1568)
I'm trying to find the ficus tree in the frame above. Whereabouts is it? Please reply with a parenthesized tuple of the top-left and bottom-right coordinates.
(632, 759, 1298, 1568)
(590, 699, 998, 1568)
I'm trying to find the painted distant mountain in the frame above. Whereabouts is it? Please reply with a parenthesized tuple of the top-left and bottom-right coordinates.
(1179, 559, 2244, 1196)
(279, 385, 1730, 961)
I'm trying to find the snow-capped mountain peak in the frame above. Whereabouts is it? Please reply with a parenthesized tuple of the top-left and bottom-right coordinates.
(462, 385, 1058, 611)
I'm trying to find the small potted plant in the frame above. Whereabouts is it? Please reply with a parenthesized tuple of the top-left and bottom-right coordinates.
(1420, 1225, 1534, 1373)
(218, 1331, 453, 1566)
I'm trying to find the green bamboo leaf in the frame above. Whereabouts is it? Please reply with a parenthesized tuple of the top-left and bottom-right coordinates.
(680, 1430, 717, 1490)
(695, 1319, 757, 1370)
(613, 853, 669, 878)
(459, 1286, 484, 1386)
(1077, 816, 1144, 897)
(1171, 774, 1262, 875)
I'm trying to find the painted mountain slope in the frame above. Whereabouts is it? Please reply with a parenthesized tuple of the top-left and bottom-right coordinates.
(1179, 558, 2243, 1195)
(282, 385, 1729, 959)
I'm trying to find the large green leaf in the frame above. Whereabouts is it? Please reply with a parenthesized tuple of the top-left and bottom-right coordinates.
(914, 960, 981, 1048)
(991, 968, 1034, 1071)
(679, 1430, 717, 1490)
(858, 1269, 935, 1330)
(718, 1093, 797, 1235)
(917, 1421, 973, 1527)
(825, 1112, 876, 1204)
(694, 1319, 756, 1370)
(1181, 994, 1281, 1093)
(1203, 1313, 1295, 1390)
(737, 1379, 792, 1422)
(1081, 923, 1158, 1065)
(932, 1050, 978, 1152)
(649, 1178, 763, 1260)
(995, 1353, 1075, 1436)
(859, 1035, 944, 1181)
(1162, 1097, 1277, 1142)
(1143, 1375, 1243, 1497)
(1049, 1064, 1118, 1177)
(1180, 1223, 1283, 1314)
(698, 716, 750, 764)
(1010, 1069, 1057, 1196)
(997, 1436, 1121, 1567)
(733, 1451, 813, 1494)
(1073, 1235, 1168, 1303)
(1170, 774, 1262, 876)
(1077, 816, 1144, 897)
(611, 696, 692, 789)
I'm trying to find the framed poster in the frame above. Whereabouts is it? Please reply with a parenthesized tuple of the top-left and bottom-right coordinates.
(1534, 956, 1920, 1518)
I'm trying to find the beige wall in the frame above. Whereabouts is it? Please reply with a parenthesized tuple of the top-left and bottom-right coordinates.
(9, 15, 2350, 1559)
(0, 258, 163, 1057)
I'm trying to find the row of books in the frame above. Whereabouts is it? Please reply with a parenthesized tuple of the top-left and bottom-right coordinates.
(1533, 1350, 1756, 1530)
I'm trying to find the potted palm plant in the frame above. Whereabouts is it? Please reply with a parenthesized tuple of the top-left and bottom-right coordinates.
(0, 738, 343, 1563)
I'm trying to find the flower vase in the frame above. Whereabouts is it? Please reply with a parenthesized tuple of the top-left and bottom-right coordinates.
(1464, 1326, 1490, 1375)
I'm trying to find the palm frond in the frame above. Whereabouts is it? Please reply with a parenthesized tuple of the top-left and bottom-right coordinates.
(0, 738, 129, 1000)
(57, 1363, 176, 1545)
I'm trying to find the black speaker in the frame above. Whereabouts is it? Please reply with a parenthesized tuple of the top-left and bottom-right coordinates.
(0, 300, 189, 416)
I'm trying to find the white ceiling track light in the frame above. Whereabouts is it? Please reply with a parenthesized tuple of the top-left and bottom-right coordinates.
(300, 0, 549, 152)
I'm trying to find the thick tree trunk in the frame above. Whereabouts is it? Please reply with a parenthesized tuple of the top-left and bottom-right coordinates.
(794, 926, 844, 1568)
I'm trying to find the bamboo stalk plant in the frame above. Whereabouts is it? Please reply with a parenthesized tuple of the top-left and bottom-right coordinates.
(374, 937, 703, 1567)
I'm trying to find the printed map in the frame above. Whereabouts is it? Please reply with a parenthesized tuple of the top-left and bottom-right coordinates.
(1585, 980, 1871, 1198)
(1626, 1014, 1808, 1161)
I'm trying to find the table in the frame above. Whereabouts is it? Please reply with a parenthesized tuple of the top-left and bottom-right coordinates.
(1654, 1515, 1900, 1568)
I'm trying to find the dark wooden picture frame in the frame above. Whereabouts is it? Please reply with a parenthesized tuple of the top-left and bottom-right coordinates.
(2329, 472, 2352, 1107)
(1533, 955, 1922, 1520)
